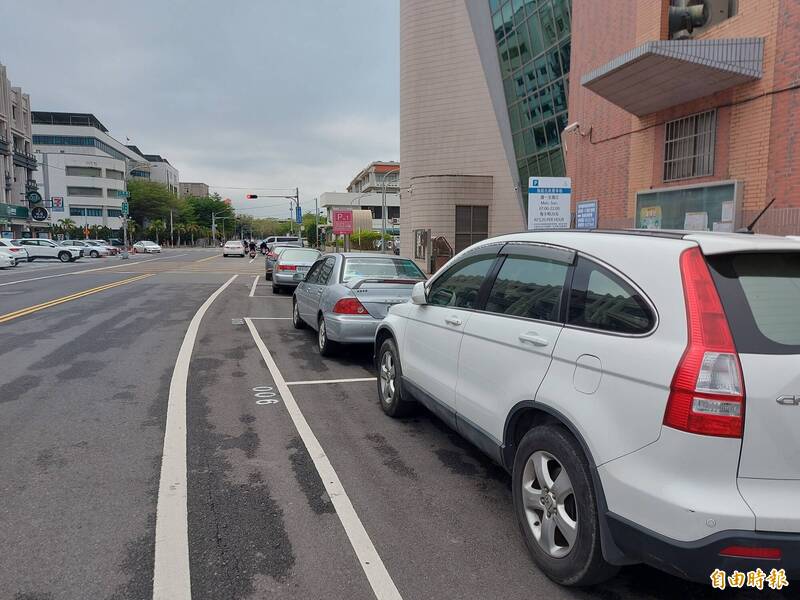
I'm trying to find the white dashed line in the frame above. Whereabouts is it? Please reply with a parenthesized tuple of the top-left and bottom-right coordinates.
(247, 317, 292, 320)
(285, 377, 376, 386)
(152, 274, 238, 600)
(249, 275, 259, 297)
(246, 318, 403, 600)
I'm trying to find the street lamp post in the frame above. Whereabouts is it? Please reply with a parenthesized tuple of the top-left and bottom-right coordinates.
(381, 168, 399, 254)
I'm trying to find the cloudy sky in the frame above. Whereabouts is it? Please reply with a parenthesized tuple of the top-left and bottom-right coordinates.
(4, 0, 399, 218)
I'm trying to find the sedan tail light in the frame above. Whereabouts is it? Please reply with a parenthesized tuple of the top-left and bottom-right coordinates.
(277, 264, 297, 271)
(333, 297, 368, 315)
(663, 247, 745, 438)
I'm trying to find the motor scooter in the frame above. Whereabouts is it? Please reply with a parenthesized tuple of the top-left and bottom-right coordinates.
(249, 249, 257, 258)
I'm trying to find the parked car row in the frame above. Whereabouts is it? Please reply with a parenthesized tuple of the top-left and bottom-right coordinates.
(0, 238, 161, 266)
(279, 231, 800, 588)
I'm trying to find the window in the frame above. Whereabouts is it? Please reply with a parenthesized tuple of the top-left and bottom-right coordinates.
(65, 166, 102, 178)
(341, 257, 425, 283)
(388, 206, 400, 219)
(304, 259, 326, 284)
(317, 257, 336, 285)
(70, 207, 86, 216)
(107, 189, 122, 198)
(67, 186, 103, 197)
(455, 206, 489, 253)
(107, 209, 122, 218)
(86, 208, 102, 217)
(485, 256, 568, 321)
(664, 110, 716, 182)
(427, 254, 497, 309)
(568, 258, 655, 334)
(106, 169, 124, 180)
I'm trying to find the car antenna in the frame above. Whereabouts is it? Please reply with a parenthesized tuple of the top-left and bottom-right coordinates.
(737, 197, 776, 234)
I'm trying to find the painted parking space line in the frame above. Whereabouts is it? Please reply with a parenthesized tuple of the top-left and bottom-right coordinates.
(152, 274, 238, 600)
(249, 275, 259, 297)
(285, 377, 376, 386)
(245, 318, 403, 600)
(0, 253, 187, 288)
(0, 273, 154, 324)
(251, 295, 291, 299)
(247, 317, 292, 320)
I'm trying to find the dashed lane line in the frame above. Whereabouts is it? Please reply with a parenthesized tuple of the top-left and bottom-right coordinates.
(194, 254, 219, 263)
(249, 275, 259, 297)
(285, 377, 376, 386)
(246, 318, 403, 600)
(0, 253, 188, 288)
(152, 274, 239, 600)
(0, 273, 155, 324)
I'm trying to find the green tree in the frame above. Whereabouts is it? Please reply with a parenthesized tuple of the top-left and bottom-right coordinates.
(128, 180, 178, 226)
(184, 193, 234, 230)
(146, 219, 167, 243)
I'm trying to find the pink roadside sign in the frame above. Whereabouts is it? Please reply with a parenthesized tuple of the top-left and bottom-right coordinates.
(332, 209, 354, 235)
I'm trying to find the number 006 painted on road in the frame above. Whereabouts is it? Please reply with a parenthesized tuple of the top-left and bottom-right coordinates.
(253, 385, 280, 405)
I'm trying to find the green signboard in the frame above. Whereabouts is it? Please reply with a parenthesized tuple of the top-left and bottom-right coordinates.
(121, 201, 129, 216)
(0, 203, 30, 224)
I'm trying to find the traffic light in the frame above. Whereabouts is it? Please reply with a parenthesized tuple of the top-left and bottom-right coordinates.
(245, 194, 258, 199)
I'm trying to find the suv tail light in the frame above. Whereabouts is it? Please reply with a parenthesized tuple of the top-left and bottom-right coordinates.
(663, 247, 745, 438)
(333, 297, 368, 315)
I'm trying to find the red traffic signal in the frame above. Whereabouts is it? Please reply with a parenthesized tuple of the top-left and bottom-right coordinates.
(245, 194, 258, 199)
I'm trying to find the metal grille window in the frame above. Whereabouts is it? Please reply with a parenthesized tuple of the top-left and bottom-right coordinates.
(455, 206, 489, 253)
(664, 110, 716, 182)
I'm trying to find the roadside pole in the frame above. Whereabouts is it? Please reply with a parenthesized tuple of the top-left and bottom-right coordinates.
(381, 168, 399, 254)
(314, 197, 319, 249)
(120, 194, 130, 259)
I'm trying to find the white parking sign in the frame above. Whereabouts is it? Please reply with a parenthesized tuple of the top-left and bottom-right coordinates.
(527, 177, 572, 230)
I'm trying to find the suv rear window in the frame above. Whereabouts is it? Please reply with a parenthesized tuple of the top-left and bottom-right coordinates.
(708, 252, 800, 353)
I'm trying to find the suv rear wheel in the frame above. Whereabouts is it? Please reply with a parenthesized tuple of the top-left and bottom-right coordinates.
(58, 251, 71, 263)
(512, 425, 616, 586)
(376, 338, 414, 417)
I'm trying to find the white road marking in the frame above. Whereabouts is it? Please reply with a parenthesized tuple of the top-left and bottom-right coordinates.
(0, 253, 188, 288)
(286, 377, 376, 386)
(251, 295, 291, 299)
(246, 319, 403, 600)
(152, 274, 238, 600)
(247, 317, 292, 320)
(248, 256, 256, 264)
(249, 275, 259, 297)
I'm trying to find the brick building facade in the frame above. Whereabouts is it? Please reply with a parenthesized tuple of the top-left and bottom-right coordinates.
(567, 0, 800, 234)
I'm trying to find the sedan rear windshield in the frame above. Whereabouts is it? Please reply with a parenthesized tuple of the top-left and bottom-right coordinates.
(280, 249, 319, 261)
(707, 252, 800, 354)
(342, 257, 425, 282)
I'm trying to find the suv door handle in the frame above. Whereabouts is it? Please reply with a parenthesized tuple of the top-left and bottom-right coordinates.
(519, 332, 549, 347)
(444, 315, 463, 327)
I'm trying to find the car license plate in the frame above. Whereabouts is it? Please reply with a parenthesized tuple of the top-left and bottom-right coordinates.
(297, 266, 309, 273)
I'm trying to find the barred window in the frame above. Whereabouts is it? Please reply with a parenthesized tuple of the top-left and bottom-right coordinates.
(664, 110, 716, 182)
(455, 205, 489, 253)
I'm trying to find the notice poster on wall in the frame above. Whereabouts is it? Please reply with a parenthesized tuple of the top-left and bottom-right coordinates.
(639, 206, 662, 229)
(684, 211, 709, 231)
(528, 177, 572, 230)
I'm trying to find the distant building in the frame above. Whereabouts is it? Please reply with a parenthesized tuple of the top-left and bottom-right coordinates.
(126, 146, 179, 195)
(32, 111, 150, 236)
(347, 161, 400, 193)
(179, 182, 209, 198)
(0, 61, 38, 238)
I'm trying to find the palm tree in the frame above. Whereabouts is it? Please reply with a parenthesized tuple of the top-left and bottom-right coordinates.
(175, 223, 187, 247)
(184, 223, 201, 247)
(147, 219, 166, 243)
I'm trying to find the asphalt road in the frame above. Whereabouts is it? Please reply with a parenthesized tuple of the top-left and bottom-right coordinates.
(0, 249, 793, 600)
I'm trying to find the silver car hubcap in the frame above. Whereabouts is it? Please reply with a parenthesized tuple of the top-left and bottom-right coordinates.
(379, 351, 396, 403)
(521, 450, 578, 558)
(318, 320, 326, 349)
(293, 302, 299, 324)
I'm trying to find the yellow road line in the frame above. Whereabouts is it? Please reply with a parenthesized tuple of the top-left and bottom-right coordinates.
(0, 273, 154, 324)
(195, 254, 220, 263)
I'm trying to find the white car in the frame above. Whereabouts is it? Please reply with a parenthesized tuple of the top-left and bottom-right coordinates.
(62, 240, 109, 258)
(0, 239, 27, 265)
(375, 230, 800, 586)
(0, 252, 13, 268)
(12, 238, 82, 262)
(133, 241, 161, 254)
(223, 240, 246, 257)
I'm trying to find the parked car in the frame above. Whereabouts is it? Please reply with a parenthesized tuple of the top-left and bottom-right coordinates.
(0, 239, 28, 265)
(92, 240, 120, 255)
(293, 253, 426, 355)
(265, 245, 300, 280)
(374, 230, 800, 586)
(0, 252, 13, 269)
(12, 238, 82, 262)
(265, 235, 302, 247)
(132, 241, 162, 254)
(272, 247, 321, 294)
(223, 240, 246, 257)
(107, 238, 125, 248)
(62, 240, 109, 258)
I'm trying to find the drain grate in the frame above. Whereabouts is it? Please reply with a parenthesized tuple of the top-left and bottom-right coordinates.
(231, 318, 244, 325)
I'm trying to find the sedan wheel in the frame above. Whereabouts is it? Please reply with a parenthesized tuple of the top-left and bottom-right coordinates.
(90, 250, 99, 258)
(292, 299, 305, 329)
(317, 316, 337, 357)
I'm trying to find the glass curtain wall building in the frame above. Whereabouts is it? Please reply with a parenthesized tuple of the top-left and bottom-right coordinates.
(490, 0, 571, 188)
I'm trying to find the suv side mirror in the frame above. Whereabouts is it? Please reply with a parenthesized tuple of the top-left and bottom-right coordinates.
(411, 281, 427, 305)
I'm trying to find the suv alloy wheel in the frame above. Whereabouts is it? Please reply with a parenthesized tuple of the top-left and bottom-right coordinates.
(512, 425, 617, 586)
(377, 338, 414, 417)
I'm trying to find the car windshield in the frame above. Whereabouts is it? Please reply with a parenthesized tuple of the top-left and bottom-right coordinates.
(280, 249, 320, 262)
(342, 257, 425, 282)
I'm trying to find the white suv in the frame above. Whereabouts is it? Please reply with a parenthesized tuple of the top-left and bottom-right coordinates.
(375, 230, 800, 586)
(13, 239, 82, 262)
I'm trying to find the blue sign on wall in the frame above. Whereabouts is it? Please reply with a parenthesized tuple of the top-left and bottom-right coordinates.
(575, 200, 598, 230)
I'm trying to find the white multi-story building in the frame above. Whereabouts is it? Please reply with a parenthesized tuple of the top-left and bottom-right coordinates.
(32, 112, 151, 235)
(0, 61, 39, 238)
(319, 191, 400, 234)
(126, 145, 179, 195)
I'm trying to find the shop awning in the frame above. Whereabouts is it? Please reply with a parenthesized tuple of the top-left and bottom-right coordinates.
(581, 38, 763, 116)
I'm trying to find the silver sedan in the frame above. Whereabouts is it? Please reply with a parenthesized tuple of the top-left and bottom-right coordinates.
(292, 253, 426, 356)
(271, 247, 322, 293)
